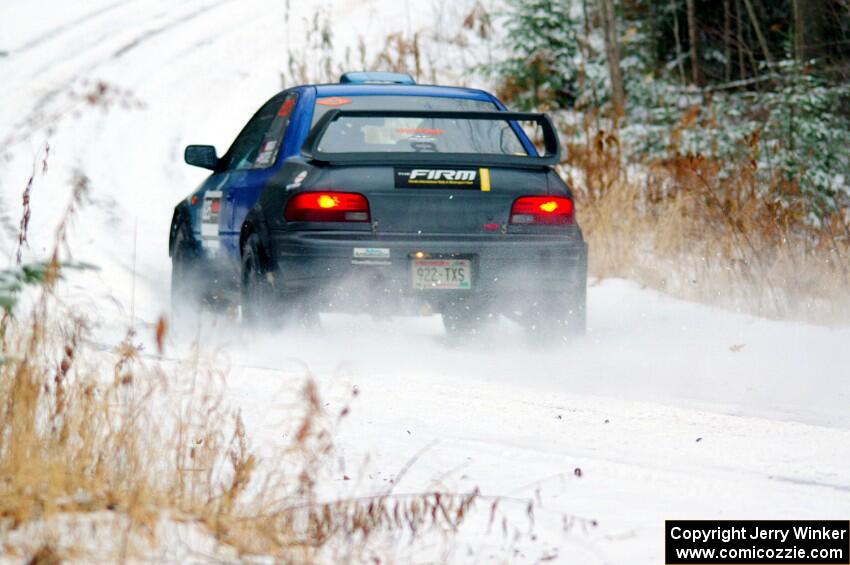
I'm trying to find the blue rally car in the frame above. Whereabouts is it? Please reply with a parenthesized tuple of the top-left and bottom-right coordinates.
(169, 72, 587, 338)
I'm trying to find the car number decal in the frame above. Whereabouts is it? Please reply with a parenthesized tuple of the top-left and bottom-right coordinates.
(200, 190, 222, 254)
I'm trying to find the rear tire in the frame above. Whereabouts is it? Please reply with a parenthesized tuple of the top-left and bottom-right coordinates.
(171, 223, 204, 320)
(171, 222, 233, 320)
(522, 280, 586, 343)
(241, 234, 280, 326)
(442, 299, 495, 337)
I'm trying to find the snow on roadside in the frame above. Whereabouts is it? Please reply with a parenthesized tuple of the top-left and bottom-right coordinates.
(200, 278, 850, 563)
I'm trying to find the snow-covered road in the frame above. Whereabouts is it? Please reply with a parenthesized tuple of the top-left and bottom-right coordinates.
(2, 2, 849, 562)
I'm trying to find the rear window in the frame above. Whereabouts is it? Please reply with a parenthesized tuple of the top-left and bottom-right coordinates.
(312, 95, 529, 156)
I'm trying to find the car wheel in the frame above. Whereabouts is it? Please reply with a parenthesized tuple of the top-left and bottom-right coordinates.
(171, 223, 203, 314)
(295, 296, 322, 330)
(241, 234, 280, 326)
(523, 286, 586, 343)
(442, 300, 494, 337)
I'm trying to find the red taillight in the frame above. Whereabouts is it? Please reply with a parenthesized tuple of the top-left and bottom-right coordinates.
(509, 196, 574, 225)
(284, 192, 370, 222)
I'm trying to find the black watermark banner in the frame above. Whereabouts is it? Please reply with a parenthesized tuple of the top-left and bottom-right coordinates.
(666, 520, 849, 564)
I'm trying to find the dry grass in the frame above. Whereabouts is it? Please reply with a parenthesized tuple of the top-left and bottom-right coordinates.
(0, 295, 484, 562)
(0, 167, 487, 563)
(0, 277, 493, 562)
(565, 127, 850, 324)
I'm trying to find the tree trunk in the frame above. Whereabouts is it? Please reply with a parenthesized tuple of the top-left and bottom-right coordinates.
(599, 0, 625, 116)
(686, 0, 700, 85)
(736, 0, 746, 79)
(723, 0, 732, 81)
(793, 0, 825, 62)
(670, 0, 687, 83)
(581, 0, 601, 132)
(649, 0, 659, 71)
(792, 0, 804, 60)
(742, 0, 773, 67)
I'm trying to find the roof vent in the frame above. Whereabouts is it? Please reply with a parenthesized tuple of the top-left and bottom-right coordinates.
(339, 71, 416, 85)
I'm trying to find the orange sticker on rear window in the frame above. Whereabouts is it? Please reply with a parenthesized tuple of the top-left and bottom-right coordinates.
(395, 128, 445, 135)
(316, 97, 352, 106)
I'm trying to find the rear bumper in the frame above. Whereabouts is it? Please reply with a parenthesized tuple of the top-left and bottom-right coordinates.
(268, 230, 587, 312)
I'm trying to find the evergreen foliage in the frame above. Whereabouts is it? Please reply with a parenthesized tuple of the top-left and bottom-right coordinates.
(488, 0, 850, 215)
(483, 0, 581, 110)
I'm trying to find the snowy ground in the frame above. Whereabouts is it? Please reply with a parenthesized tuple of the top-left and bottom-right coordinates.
(2, 2, 850, 563)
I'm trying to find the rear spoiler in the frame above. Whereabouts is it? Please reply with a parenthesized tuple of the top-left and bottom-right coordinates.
(301, 109, 561, 169)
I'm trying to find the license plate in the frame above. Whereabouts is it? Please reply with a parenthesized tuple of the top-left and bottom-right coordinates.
(411, 259, 472, 290)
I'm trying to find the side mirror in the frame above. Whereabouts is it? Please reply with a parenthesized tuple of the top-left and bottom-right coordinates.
(184, 145, 219, 170)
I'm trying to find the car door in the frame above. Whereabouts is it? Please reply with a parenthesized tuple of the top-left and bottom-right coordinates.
(217, 91, 299, 264)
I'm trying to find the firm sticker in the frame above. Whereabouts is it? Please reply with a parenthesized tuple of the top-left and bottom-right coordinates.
(395, 167, 490, 190)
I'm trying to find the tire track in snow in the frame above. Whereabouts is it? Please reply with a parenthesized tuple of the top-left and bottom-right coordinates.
(7, 0, 137, 53)
(5, 0, 231, 93)
(769, 474, 850, 494)
(363, 372, 850, 505)
(458, 431, 850, 501)
(2, 0, 243, 153)
(111, 0, 240, 59)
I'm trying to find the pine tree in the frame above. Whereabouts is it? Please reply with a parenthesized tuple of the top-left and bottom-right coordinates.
(484, 0, 580, 110)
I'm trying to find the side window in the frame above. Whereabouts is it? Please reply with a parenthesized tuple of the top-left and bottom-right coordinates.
(253, 92, 297, 167)
(222, 92, 298, 171)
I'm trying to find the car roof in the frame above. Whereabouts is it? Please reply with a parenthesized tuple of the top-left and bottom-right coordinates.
(312, 83, 497, 102)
